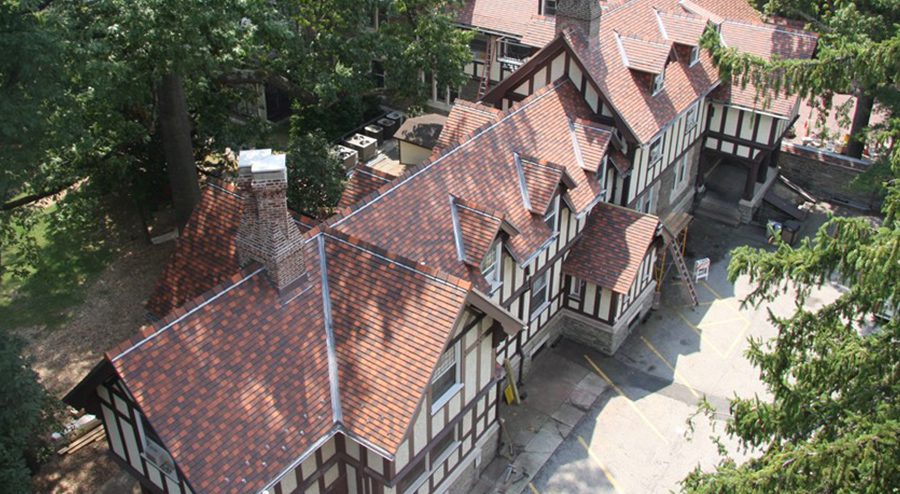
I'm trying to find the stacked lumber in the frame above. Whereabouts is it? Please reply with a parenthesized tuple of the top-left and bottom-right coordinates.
(57, 422, 105, 456)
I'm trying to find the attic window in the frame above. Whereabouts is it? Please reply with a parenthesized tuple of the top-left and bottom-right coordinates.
(137, 415, 177, 478)
(648, 136, 663, 166)
(431, 342, 462, 413)
(480, 240, 502, 292)
(544, 195, 560, 233)
(689, 46, 700, 66)
(651, 70, 665, 95)
(543, 0, 557, 16)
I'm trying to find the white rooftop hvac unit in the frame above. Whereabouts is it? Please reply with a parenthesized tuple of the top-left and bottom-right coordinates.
(332, 145, 358, 170)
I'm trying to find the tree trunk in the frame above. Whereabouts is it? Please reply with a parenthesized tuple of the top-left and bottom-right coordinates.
(158, 73, 200, 227)
(846, 93, 874, 159)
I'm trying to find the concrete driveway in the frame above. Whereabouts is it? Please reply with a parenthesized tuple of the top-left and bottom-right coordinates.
(523, 222, 842, 494)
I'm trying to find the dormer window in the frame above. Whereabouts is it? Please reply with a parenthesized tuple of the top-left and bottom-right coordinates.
(652, 70, 665, 95)
(544, 195, 560, 233)
(480, 240, 502, 291)
(543, 0, 557, 16)
(689, 46, 700, 66)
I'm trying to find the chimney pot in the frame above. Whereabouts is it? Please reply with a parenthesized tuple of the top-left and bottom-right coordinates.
(236, 149, 306, 291)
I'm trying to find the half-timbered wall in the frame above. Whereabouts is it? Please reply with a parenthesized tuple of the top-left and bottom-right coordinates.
(616, 249, 657, 320)
(97, 381, 194, 494)
(563, 276, 616, 324)
(704, 103, 788, 160)
(627, 98, 707, 206)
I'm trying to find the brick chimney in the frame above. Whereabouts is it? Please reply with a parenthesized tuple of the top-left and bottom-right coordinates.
(555, 0, 603, 43)
(236, 149, 306, 291)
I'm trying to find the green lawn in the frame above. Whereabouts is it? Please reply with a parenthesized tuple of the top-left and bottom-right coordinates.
(0, 201, 115, 330)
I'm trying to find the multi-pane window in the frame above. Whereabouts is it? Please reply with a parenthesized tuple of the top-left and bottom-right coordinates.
(648, 137, 663, 166)
(397, 459, 427, 494)
(431, 429, 458, 465)
(640, 187, 656, 214)
(530, 271, 549, 316)
(685, 105, 698, 131)
(430, 344, 459, 411)
(480, 240, 502, 291)
(499, 40, 531, 61)
(138, 415, 177, 477)
(544, 195, 559, 232)
(652, 70, 665, 95)
(689, 45, 700, 66)
(569, 277, 584, 300)
(672, 156, 688, 193)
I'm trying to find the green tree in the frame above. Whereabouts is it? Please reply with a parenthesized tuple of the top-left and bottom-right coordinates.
(286, 130, 346, 218)
(682, 134, 900, 491)
(701, 0, 900, 158)
(0, 331, 53, 492)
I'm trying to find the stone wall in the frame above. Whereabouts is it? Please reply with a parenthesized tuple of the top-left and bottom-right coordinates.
(778, 144, 880, 210)
(557, 282, 656, 355)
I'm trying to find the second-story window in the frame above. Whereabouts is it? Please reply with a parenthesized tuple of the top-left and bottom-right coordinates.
(544, 195, 560, 233)
(543, 0, 558, 15)
(648, 136, 663, 166)
(530, 271, 549, 316)
(480, 240, 502, 291)
(569, 277, 584, 300)
(430, 342, 461, 413)
(500, 40, 531, 62)
(685, 105, 698, 132)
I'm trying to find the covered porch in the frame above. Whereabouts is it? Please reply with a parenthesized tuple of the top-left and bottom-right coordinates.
(695, 148, 779, 225)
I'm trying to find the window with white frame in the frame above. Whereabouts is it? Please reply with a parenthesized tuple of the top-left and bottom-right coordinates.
(499, 40, 531, 62)
(640, 187, 656, 214)
(689, 45, 700, 66)
(569, 277, 585, 300)
(544, 195, 560, 233)
(597, 155, 608, 185)
(530, 271, 549, 316)
(480, 240, 502, 291)
(397, 458, 427, 494)
(430, 343, 461, 412)
(648, 136, 663, 166)
(138, 415, 177, 478)
(685, 105, 698, 132)
(672, 155, 688, 193)
(652, 70, 665, 95)
(543, 0, 558, 16)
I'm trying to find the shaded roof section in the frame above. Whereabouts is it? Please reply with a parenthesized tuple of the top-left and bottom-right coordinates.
(145, 183, 242, 318)
(616, 33, 673, 74)
(519, 156, 566, 215)
(329, 80, 604, 276)
(437, 100, 502, 150)
(571, 119, 613, 173)
(521, 14, 557, 47)
(338, 166, 395, 208)
(563, 202, 659, 293)
(656, 9, 707, 46)
(453, 196, 508, 267)
(395, 114, 447, 149)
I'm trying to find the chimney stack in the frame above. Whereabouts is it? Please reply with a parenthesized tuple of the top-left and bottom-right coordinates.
(236, 149, 306, 291)
(555, 0, 603, 43)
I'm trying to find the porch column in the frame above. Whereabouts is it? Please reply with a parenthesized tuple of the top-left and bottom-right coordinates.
(756, 152, 770, 183)
(743, 159, 760, 200)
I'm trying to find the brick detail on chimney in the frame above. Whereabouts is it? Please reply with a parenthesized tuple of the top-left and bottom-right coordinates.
(236, 152, 306, 291)
(556, 0, 603, 42)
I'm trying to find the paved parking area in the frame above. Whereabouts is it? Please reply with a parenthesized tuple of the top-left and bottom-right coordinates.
(521, 223, 842, 494)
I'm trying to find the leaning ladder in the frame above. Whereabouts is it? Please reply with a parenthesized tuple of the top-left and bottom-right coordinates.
(660, 225, 699, 306)
(477, 38, 494, 100)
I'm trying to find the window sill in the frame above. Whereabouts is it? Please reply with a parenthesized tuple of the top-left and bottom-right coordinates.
(141, 453, 178, 481)
(486, 281, 503, 296)
(529, 301, 551, 322)
(431, 383, 463, 415)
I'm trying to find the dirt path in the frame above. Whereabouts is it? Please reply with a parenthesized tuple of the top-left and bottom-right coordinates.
(21, 234, 174, 493)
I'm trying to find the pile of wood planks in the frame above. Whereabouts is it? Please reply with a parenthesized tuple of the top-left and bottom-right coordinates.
(57, 421, 105, 456)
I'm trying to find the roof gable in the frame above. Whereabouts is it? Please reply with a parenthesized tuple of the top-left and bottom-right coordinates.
(616, 32, 674, 74)
(437, 100, 502, 150)
(656, 9, 707, 46)
(571, 119, 613, 173)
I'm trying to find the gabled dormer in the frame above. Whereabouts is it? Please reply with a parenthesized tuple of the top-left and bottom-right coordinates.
(449, 195, 519, 293)
(654, 9, 708, 67)
(613, 31, 675, 96)
(513, 153, 577, 233)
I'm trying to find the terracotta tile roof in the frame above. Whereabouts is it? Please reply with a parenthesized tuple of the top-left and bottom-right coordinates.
(656, 9, 707, 46)
(520, 156, 565, 214)
(110, 224, 476, 494)
(679, 0, 762, 24)
(454, 197, 505, 266)
(145, 183, 242, 318)
(329, 80, 605, 272)
(608, 147, 631, 173)
(616, 33, 673, 74)
(456, 0, 542, 38)
(572, 119, 613, 173)
(563, 202, 659, 293)
(436, 100, 502, 150)
(521, 14, 557, 47)
(339, 166, 394, 208)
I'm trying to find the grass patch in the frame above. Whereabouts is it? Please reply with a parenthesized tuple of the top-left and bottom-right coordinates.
(0, 195, 117, 330)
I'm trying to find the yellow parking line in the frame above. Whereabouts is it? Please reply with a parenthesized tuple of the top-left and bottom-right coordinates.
(639, 336, 701, 399)
(529, 482, 541, 494)
(724, 320, 752, 357)
(583, 355, 669, 444)
(696, 316, 748, 328)
(700, 280, 723, 299)
(578, 435, 626, 494)
(674, 310, 727, 358)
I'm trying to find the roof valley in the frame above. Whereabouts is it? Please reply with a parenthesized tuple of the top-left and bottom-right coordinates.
(317, 234, 343, 425)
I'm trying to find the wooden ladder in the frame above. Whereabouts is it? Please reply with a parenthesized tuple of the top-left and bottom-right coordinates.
(477, 37, 494, 100)
(660, 225, 699, 306)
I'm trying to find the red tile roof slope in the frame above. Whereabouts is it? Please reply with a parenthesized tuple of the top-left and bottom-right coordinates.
(146, 183, 242, 318)
(617, 34, 673, 74)
(457, 0, 542, 39)
(326, 231, 470, 454)
(455, 199, 505, 266)
(680, 0, 762, 23)
(521, 15, 557, 48)
(572, 120, 613, 173)
(521, 157, 564, 214)
(339, 167, 394, 208)
(437, 100, 502, 150)
(116, 219, 477, 493)
(656, 9, 707, 45)
(562, 202, 659, 293)
(331, 80, 605, 281)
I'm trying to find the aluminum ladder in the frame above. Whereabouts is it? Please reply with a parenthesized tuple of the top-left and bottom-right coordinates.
(477, 38, 494, 100)
(660, 225, 699, 306)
